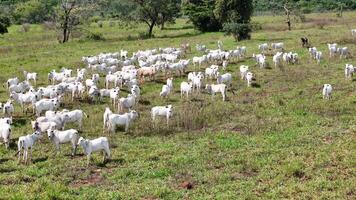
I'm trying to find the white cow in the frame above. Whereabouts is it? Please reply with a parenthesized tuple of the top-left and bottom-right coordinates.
(180, 82, 193, 98)
(322, 84, 332, 100)
(16, 131, 42, 164)
(151, 105, 173, 126)
(216, 72, 232, 88)
(34, 98, 59, 117)
(106, 110, 139, 132)
(2, 100, 14, 117)
(23, 71, 37, 86)
(0, 120, 11, 149)
(345, 64, 354, 79)
(118, 94, 136, 113)
(205, 84, 227, 101)
(258, 43, 269, 53)
(77, 137, 111, 166)
(47, 128, 79, 156)
(240, 65, 249, 80)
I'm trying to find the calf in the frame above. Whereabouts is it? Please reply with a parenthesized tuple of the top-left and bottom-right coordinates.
(322, 84, 332, 100)
(180, 82, 193, 98)
(77, 137, 110, 166)
(16, 131, 42, 164)
(47, 128, 79, 156)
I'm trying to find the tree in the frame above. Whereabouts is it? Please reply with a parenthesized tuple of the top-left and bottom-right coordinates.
(0, 15, 11, 34)
(182, 0, 221, 32)
(13, 0, 57, 24)
(158, 0, 181, 30)
(55, 0, 98, 43)
(214, 0, 253, 41)
(214, 0, 253, 24)
(116, 0, 180, 37)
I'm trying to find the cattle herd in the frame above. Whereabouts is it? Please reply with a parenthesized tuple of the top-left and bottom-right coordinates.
(0, 29, 355, 167)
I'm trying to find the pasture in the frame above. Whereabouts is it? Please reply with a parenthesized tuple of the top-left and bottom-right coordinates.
(0, 12, 355, 199)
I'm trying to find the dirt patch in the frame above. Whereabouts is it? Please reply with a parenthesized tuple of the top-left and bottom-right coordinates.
(70, 169, 105, 188)
(180, 181, 194, 190)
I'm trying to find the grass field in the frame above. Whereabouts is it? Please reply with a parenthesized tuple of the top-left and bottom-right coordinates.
(0, 12, 355, 199)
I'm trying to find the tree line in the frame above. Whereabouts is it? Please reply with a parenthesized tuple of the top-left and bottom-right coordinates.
(0, 0, 355, 43)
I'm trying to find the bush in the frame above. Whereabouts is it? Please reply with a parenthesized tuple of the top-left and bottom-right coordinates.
(20, 23, 31, 32)
(182, 0, 222, 32)
(89, 16, 101, 23)
(223, 23, 251, 41)
(85, 31, 105, 41)
(0, 15, 11, 34)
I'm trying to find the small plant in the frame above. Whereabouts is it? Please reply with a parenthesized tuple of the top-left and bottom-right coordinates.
(97, 21, 103, 28)
(85, 31, 105, 41)
(223, 23, 251, 41)
(20, 23, 31, 32)
(0, 15, 11, 34)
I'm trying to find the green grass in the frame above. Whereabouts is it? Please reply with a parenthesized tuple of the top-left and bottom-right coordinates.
(0, 12, 355, 199)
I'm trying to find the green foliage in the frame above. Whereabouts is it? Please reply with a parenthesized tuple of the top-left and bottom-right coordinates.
(223, 22, 251, 41)
(13, 0, 57, 24)
(214, 0, 253, 24)
(253, 0, 356, 13)
(0, 15, 11, 34)
(182, 0, 222, 32)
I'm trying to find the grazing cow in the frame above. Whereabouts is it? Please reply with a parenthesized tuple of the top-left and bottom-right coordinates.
(16, 131, 42, 164)
(205, 84, 227, 101)
(47, 128, 79, 156)
(151, 105, 173, 126)
(271, 43, 284, 51)
(322, 84, 332, 100)
(216, 72, 232, 88)
(337, 47, 349, 59)
(258, 43, 269, 53)
(77, 137, 110, 166)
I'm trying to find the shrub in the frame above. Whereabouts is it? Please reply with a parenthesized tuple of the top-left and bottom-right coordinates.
(223, 23, 251, 41)
(85, 31, 105, 41)
(20, 23, 31, 32)
(97, 21, 103, 28)
(0, 15, 11, 34)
